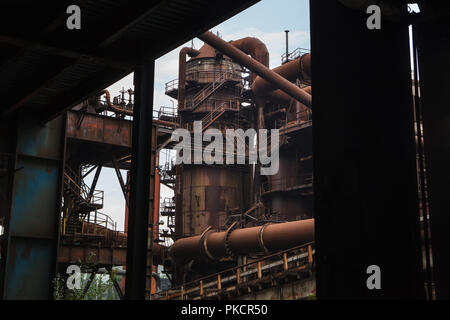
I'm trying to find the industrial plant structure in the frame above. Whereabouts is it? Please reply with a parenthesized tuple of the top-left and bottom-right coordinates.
(3, 0, 450, 301)
(51, 31, 316, 299)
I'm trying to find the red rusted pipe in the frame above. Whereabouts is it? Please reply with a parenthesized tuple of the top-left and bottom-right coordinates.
(100, 89, 134, 116)
(198, 31, 312, 108)
(252, 54, 311, 100)
(177, 47, 200, 110)
(169, 219, 314, 265)
(268, 86, 311, 103)
(229, 37, 269, 80)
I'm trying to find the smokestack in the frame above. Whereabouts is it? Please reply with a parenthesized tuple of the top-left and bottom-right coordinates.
(285, 30, 289, 63)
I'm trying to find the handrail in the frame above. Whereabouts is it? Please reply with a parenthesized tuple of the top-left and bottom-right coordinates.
(151, 241, 315, 300)
(63, 168, 104, 207)
(82, 211, 117, 232)
(189, 72, 226, 111)
(201, 101, 227, 131)
(165, 70, 242, 94)
(281, 47, 310, 64)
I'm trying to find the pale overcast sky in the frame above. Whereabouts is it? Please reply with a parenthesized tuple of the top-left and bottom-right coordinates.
(85, 0, 311, 232)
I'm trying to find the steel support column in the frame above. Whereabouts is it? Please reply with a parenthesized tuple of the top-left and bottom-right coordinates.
(414, 17, 450, 299)
(311, 1, 424, 299)
(0, 113, 66, 299)
(125, 61, 154, 300)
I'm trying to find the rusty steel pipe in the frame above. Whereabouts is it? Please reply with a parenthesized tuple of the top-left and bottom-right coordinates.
(100, 89, 133, 116)
(152, 119, 180, 127)
(177, 47, 200, 110)
(169, 219, 314, 265)
(169, 234, 204, 265)
(252, 54, 311, 100)
(229, 219, 314, 255)
(198, 31, 312, 108)
(229, 37, 269, 80)
(268, 86, 311, 105)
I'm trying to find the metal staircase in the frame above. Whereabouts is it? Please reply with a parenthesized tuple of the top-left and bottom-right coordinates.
(63, 166, 104, 235)
(159, 161, 176, 189)
(160, 197, 176, 234)
(201, 102, 227, 132)
(63, 167, 104, 214)
(189, 73, 227, 111)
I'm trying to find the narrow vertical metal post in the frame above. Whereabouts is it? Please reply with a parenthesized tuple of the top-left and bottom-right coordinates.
(284, 30, 289, 62)
(283, 252, 288, 271)
(125, 60, 155, 300)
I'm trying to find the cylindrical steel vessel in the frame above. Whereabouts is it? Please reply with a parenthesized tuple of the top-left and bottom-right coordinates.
(177, 165, 244, 236)
(169, 219, 315, 265)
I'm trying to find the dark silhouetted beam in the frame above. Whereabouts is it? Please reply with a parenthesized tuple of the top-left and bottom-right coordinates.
(125, 61, 154, 300)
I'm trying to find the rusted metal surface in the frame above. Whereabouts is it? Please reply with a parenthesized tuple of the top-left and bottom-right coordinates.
(180, 166, 244, 236)
(253, 55, 311, 119)
(100, 89, 134, 116)
(178, 47, 200, 110)
(169, 219, 314, 265)
(230, 37, 269, 80)
(66, 110, 132, 148)
(2, 114, 65, 299)
(58, 242, 165, 267)
(198, 31, 312, 108)
(155, 243, 315, 300)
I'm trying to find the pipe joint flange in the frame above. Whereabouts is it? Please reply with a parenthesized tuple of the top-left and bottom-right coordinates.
(200, 226, 219, 262)
(224, 222, 238, 258)
(299, 53, 310, 81)
(258, 224, 271, 255)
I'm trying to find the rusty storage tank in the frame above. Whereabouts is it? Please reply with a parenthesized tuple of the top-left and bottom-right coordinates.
(166, 43, 252, 237)
(177, 165, 248, 236)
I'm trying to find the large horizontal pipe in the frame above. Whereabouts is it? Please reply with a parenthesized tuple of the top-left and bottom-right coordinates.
(268, 86, 311, 105)
(252, 54, 310, 99)
(169, 219, 314, 265)
(198, 31, 312, 108)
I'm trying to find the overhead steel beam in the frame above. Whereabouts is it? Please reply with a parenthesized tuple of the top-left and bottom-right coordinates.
(0, 0, 166, 117)
(39, 68, 132, 124)
(0, 35, 132, 70)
